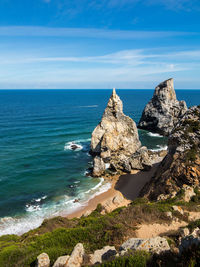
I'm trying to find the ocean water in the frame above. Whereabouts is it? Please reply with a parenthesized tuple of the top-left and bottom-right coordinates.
(0, 89, 199, 236)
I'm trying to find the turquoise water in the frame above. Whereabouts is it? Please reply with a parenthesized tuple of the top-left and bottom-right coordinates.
(0, 89, 199, 235)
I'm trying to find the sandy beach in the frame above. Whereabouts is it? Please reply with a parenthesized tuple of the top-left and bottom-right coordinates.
(67, 164, 158, 219)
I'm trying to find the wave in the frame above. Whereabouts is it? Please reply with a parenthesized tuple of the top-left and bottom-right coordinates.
(147, 132, 163, 137)
(64, 138, 91, 151)
(150, 145, 168, 152)
(79, 105, 98, 108)
(0, 178, 111, 236)
(64, 142, 83, 151)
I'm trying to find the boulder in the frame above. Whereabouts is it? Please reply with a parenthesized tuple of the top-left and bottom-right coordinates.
(120, 237, 170, 255)
(52, 256, 70, 267)
(90, 88, 141, 176)
(89, 246, 117, 265)
(66, 243, 84, 267)
(36, 253, 50, 267)
(138, 78, 187, 136)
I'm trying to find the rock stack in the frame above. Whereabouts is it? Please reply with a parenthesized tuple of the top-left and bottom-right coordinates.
(90, 88, 141, 176)
(138, 78, 187, 136)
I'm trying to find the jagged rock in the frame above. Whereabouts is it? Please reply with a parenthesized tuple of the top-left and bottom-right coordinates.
(90, 88, 141, 176)
(138, 78, 187, 136)
(52, 256, 70, 267)
(66, 243, 84, 267)
(89, 246, 117, 265)
(93, 156, 106, 177)
(120, 237, 170, 255)
(36, 253, 50, 267)
(140, 106, 200, 200)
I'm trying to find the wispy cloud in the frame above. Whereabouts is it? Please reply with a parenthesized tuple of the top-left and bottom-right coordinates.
(0, 26, 196, 39)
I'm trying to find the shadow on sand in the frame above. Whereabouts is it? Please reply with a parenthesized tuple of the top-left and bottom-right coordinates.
(115, 163, 159, 201)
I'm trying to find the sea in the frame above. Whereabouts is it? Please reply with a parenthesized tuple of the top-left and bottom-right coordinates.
(0, 89, 199, 236)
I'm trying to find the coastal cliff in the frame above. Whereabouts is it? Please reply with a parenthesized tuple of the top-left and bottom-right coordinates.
(138, 78, 187, 136)
(91, 88, 141, 176)
(140, 105, 200, 201)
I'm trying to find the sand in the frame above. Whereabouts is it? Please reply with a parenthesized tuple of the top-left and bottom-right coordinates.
(67, 164, 158, 219)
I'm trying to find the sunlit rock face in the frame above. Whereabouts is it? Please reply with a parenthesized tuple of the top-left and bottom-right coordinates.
(138, 78, 187, 136)
(91, 88, 141, 176)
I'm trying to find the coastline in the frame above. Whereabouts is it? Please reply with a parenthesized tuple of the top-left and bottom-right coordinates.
(66, 165, 158, 219)
(66, 174, 129, 219)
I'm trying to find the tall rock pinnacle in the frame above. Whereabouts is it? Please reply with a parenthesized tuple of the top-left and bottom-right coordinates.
(91, 88, 141, 176)
(138, 78, 187, 136)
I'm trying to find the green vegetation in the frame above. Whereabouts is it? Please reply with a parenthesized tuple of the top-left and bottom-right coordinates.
(97, 244, 200, 267)
(97, 251, 150, 267)
(182, 119, 200, 133)
(1, 196, 200, 267)
(185, 144, 199, 163)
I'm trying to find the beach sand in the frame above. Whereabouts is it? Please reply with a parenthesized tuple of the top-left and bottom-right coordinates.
(67, 164, 158, 219)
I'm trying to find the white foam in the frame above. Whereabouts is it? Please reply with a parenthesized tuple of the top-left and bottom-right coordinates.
(64, 138, 91, 151)
(64, 142, 83, 151)
(25, 204, 41, 212)
(150, 145, 168, 152)
(148, 132, 163, 137)
(0, 216, 43, 236)
(0, 177, 112, 236)
(79, 105, 98, 108)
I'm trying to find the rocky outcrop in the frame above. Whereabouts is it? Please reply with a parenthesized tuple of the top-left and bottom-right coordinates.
(53, 256, 70, 267)
(119, 237, 170, 255)
(140, 105, 200, 200)
(89, 246, 117, 265)
(138, 78, 187, 136)
(36, 253, 50, 267)
(66, 243, 85, 267)
(90, 88, 141, 176)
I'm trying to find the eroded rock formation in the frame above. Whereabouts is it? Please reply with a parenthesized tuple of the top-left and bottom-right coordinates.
(138, 78, 187, 136)
(90, 88, 141, 176)
(140, 105, 200, 201)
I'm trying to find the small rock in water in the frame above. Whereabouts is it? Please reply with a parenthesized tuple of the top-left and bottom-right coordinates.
(71, 144, 79, 150)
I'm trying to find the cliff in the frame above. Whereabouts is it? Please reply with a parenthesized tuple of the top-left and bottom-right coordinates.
(90, 88, 141, 176)
(138, 78, 187, 136)
(140, 105, 200, 201)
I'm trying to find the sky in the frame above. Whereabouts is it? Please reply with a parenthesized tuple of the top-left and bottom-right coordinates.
(0, 0, 200, 89)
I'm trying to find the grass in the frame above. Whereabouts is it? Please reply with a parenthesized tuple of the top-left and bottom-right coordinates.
(0, 196, 200, 267)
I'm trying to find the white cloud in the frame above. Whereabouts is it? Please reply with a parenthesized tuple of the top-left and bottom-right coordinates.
(0, 26, 195, 39)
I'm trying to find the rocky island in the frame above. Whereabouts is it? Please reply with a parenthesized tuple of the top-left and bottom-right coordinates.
(138, 78, 187, 136)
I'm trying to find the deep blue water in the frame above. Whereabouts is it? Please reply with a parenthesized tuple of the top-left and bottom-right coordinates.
(0, 89, 199, 235)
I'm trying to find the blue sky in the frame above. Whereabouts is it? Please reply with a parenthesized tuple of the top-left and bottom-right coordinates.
(0, 0, 200, 89)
